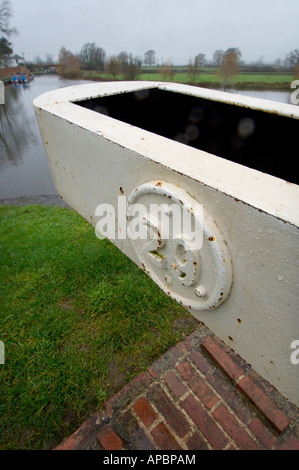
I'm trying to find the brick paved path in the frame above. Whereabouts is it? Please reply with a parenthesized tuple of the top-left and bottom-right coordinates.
(55, 325, 299, 451)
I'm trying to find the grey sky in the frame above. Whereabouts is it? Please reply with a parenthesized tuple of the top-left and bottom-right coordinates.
(10, 0, 299, 64)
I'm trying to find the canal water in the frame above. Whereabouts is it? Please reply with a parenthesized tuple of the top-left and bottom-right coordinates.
(0, 75, 92, 199)
(0, 75, 295, 199)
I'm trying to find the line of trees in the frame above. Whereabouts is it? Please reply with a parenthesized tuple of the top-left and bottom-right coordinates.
(188, 48, 299, 70)
(0, 0, 298, 80)
(188, 48, 242, 85)
(55, 45, 144, 79)
(1, 0, 297, 83)
(49, 44, 299, 81)
(187, 47, 299, 84)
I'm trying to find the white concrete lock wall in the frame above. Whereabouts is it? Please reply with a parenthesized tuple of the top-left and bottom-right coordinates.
(33, 82, 299, 407)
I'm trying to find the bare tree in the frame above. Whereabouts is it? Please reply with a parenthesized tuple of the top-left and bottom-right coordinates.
(160, 60, 175, 81)
(213, 49, 224, 67)
(286, 49, 299, 78)
(117, 51, 129, 67)
(0, 0, 17, 64)
(286, 49, 299, 67)
(0, 0, 17, 38)
(218, 48, 241, 87)
(187, 56, 200, 83)
(59, 47, 81, 78)
(225, 47, 242, 61)
(106, 55, 122, 79)
(78, 42, 106, 70)
(144, 50, 156, 66)
(122, 54, 142, 80)
(196, 53, 206, 67)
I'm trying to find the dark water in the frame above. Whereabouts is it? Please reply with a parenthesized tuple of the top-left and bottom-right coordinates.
(0, 76, 294, 199)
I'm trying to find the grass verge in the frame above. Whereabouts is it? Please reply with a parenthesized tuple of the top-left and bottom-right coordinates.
(81, 70, 295, 91)
(0, 205, 198, 450)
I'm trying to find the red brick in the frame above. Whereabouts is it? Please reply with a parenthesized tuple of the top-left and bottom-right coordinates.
(186, 432, 209, 450)
(105, 371, 152, 416)
(117, 409, 156, 450)
(151, 423, 182, 450)
(182, 327, 210, 351)
(201, 336, 244, 382)
(148, 343, 187, 379)
(97, 425, 123, 450)
(164, 371, 188, 399)
(190, 351, 214, 375)
(213, 405, 260, 450)
(249, 418, 278, 449)
(206, 369, 254, 424)
(277, 437, 299, 450)
(55, 412, 103, 450)
(182, 394, 228, 450)
(177, 361, 219, 410)
(147, 385, 190, 439)
(55, 436, 79, 451)
(133, 397, 158, 428)
(237, 376, 290, 433)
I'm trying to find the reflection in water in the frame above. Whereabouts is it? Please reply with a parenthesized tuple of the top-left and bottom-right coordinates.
(0, 76, 294, 199)
(227, 89, 293, 104)
(0, 75, 92, 199)
(0, 83, 37, 170)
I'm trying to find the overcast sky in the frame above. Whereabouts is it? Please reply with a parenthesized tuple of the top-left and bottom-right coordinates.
(9, 0, 299, 64)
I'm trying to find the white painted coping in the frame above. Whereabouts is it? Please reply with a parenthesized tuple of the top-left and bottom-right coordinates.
(34, 81, 299, 407)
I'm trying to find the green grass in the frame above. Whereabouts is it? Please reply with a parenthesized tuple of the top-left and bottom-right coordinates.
(227, 73, 294, 83)
(82, 69, 294, 90)
(0, 205, 197, 450)
(140, 72, 294, 86)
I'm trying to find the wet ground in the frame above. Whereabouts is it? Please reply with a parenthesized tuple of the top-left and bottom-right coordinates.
(0, 194, 70, 208)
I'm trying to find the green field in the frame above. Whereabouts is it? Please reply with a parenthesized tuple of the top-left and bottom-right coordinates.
(82, 68, 295, 90)
(0, 205, 197, 450)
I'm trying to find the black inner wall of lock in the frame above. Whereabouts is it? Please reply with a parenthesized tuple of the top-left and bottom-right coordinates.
(76, 88, 299, 185)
